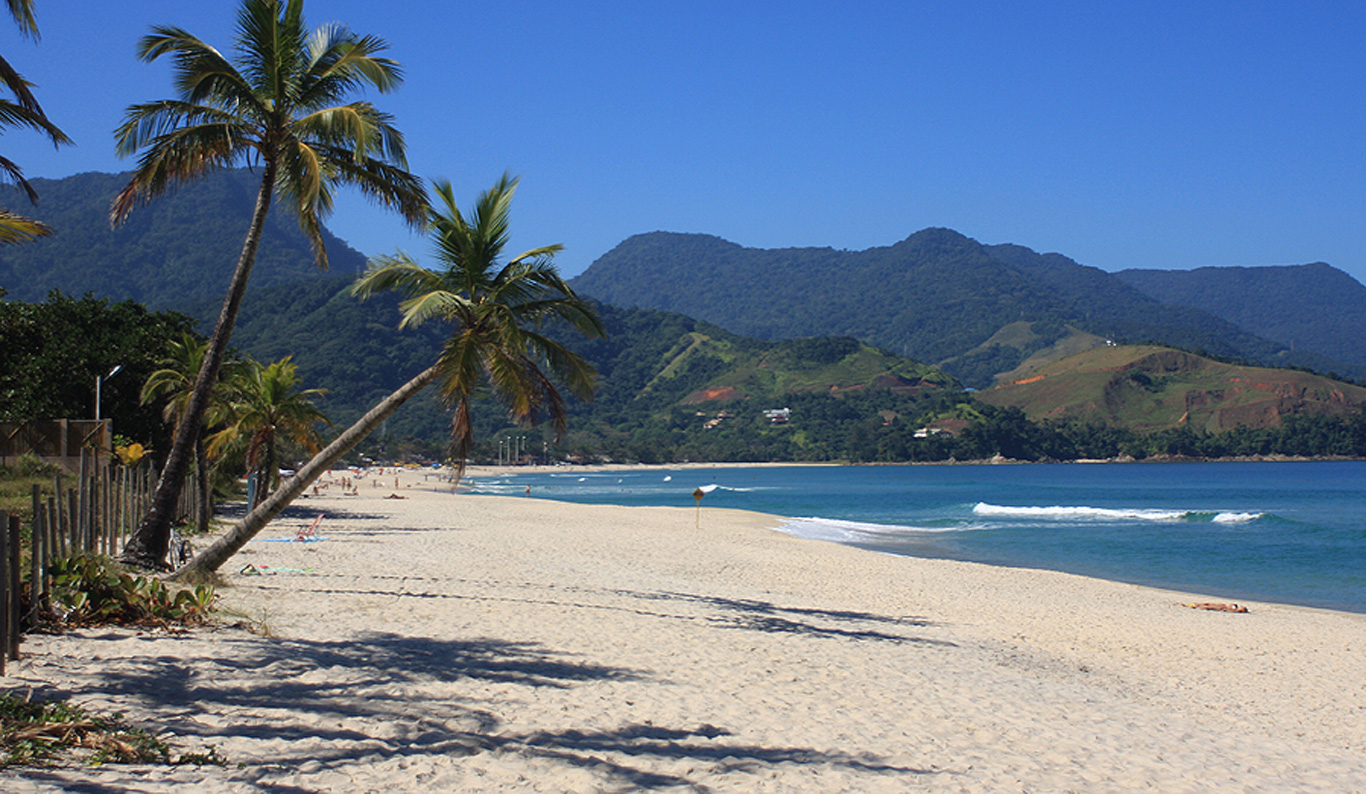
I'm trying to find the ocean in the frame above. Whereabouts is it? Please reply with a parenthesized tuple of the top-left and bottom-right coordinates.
(463, 461, 1366, 614)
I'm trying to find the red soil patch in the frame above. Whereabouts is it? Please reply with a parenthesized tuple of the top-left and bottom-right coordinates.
(681, 386, 745, 405)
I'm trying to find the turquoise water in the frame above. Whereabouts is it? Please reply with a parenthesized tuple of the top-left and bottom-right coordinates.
(464, 461, 1366, 614)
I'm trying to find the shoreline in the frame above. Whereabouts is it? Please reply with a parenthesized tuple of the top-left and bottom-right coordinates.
(3, 483, 1364, 791)
(458, 452, 1364, 477)
(457, 459, 1366, 617)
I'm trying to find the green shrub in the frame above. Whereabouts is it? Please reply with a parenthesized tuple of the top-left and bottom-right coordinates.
(48, 555, 216, 628)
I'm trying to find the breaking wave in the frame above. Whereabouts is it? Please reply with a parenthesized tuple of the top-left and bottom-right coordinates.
(973, 503, 1265, 523)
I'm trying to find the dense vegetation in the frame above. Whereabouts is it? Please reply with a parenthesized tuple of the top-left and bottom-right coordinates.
(7, 172, 1366, 468)
(219, 277, 962, 463)
(7, 170, 1366, 388)
(0, 290, 197, 447)
(1117, 262, 1366, 373)
(7, 282, 1366, 467)
(217, 278, 1366, 465)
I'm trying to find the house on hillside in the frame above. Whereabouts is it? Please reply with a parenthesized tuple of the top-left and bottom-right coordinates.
(914, 418, 970, 438)
(763, 407, 792, 424)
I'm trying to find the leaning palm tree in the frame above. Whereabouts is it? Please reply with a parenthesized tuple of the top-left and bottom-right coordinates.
(113, 0, 427, 570)
(0, 0, 72, 244)
(355, 174, 605, 475)
(208, 355, 330, 507)
(175, 174, 604, 579)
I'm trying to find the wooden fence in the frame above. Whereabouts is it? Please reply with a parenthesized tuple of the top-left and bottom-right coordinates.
(0, 419, 112, 474)
(0, 450, 199, 675)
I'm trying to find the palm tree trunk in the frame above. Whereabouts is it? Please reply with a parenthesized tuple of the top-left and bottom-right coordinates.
(265, 432, 278, 500)
(174, 365, 439, 580)
(120, 161, 279, 570)
(194, 437, 211, 536)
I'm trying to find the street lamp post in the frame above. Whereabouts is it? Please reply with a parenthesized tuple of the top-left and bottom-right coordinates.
(95, 364, 123, 420)
(93, 364, 122, 475)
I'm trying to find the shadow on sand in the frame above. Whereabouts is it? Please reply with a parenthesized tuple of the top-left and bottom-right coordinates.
(33, 626, 936, 791)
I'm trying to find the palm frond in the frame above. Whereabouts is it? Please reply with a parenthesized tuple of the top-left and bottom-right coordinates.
(396, 290, 471, 329)
(351, 253, 444, 299)
(310, 142, 426, 225)
(114, 101, 246, 158)
(0, 65, 67, 145)
(233, 0, 307, 101)
(111, 123, 250, 224)
(301, 30, 403, 103)
(137, 26, 260, 115)
(6, 0, 37, 38)
(0, 208, 50, 244)
(520, 329, 600, 401)
(0, 153, 38, 204)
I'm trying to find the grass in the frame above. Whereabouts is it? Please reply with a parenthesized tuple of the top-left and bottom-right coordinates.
(0, 456, 61, 525)
(981, 344, 1366, 433)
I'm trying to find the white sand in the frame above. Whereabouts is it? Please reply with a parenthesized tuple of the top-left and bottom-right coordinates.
(3, 471, 1365, 792)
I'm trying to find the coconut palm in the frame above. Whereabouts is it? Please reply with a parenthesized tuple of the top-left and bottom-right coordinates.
(0, 0, 72, 244)
(113, 0, 427, 569)
(175, 175, 604, 578)
(354, 174, 605, 474)
(141, 333, 212, 534)
(208, 355, 330, 507)
(140, 333, 246, 534)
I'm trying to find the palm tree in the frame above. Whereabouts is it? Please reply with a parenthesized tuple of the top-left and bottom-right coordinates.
(354, 174, 605, 476)
(0, 0, 72, 244)
(208, 355, 330, 507)
(113, 0, 427, 570)
(140, 333, 247, 534)
(141, 333, 212, 534)
(174, 175, 604, 578)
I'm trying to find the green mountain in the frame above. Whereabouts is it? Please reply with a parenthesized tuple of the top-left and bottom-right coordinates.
(570, 229, 1362, 386)
(7, 170, 1366, 463)
(1115, 263, 1366, 375)
(218, 275, 965, 463)
(977, 344, 1366, 434)
(0, 170, 367, 309)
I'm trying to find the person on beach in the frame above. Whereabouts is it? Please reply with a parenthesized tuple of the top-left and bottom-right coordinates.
(1184, 602, 1248, 613)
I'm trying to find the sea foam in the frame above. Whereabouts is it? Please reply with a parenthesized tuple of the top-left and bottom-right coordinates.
(778, 516, 950, 543)
(973, 503, 1264, 524)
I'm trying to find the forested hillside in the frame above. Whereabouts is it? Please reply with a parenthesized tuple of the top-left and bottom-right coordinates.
(217, 276, 969, 463)
(1116, 263, 1366, 374)
(8, 170, 1364, 386)
(571, 229, 1362, 386)
(0, 170, 366, 308)
(8, 170, 1366, 464)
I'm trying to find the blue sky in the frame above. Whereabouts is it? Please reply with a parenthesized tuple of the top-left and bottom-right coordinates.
(5, 0, 1366, 282)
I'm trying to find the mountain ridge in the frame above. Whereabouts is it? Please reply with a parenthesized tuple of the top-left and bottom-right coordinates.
(1116, 262, 1366, 370)
(0, 169, 367, 309)
(571, 228, 1365, 385)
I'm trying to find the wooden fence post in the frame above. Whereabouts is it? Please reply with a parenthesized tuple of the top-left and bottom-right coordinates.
(0, 510, 8, 675)
(68, 488, 78, 555)
(30, 485, 42, 627)
(77, 449, 88, 553)
(6, 513, 19, 662)
(44, 496, 56, 612)
(51, 494, 64, 560)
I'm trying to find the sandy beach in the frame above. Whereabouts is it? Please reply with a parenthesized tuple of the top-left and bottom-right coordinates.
(3, 469, 1365, 792)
